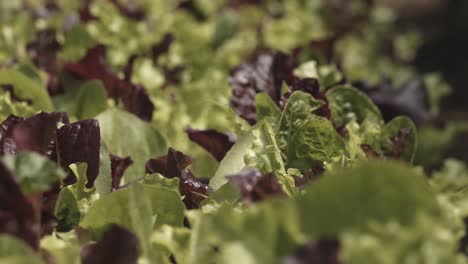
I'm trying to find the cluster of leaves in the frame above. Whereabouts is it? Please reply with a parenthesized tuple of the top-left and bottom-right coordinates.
(0, 0, 467, 263)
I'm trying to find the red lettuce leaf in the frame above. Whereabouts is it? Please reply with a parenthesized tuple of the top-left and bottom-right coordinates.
(229, 50, 333, 123)
(228, 0, 263, 8)
(26, 29, 63, 94)
(227, 168, 285, 204)
(161, 65, 185, 88)
(177, 0, 207, 21)
(56, 119, 101, 187)
(282, 239, 341, 264)
(110, 154, 133, 190)
(145, 156, 168, 176)
(0, 162, 41, 250)
(79, 0, 96, 23)
(387, 127, 413, 158)
(308, 38, 336, 63)
(0, 113, 74, 243)
(151, 33, 174, 64)
(81, 225, 139, 264)
(0, 112, 69, 158)
(109, 0, 145, 21)
(64, 45, 154, 121)
(229, 50, 296, 124)
(185, 128, 236, 162)
(145, 148, 211, 209)
(0, 115, 25, 155)
(293, 165, 325, 190)
(40, 184, 61, 237)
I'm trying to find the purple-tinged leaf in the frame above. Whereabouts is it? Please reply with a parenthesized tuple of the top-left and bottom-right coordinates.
(0, 112, 69, 158)
(109, 0, 145, 21)
(64, 45, 154, 121)
(229, 50, 296, 124)
(164, 148, 193, 178)
(186, 128, 236, 162)
(290, 78, 320, 98)
(56, 120, 101, 187)
(0, 162, 41, 250)
(308, 38, 336, 63)
(79, 0, 96, 23)
(13, 112, 69, 158)
(227, 168, 285, 204)
(360, 144, 385, 160)
(26, 29, 63, 95)
(293, 165, 325, 190)
(387, 127, 413, 159)
(0, 115, 25, 155)
(282, 239, 341, 264)
(179, 169, 212, 209)
(81, 225, 139, 264)
(177, 0, 207, 21)
(228, 0, 263, 8)
(145, 155, 168, 176)
(26, 29, 61, 75)
(145, 148, 211, 209)
(120, 84, 154, 121)
(123, 55, 137, 83)
(161, 65, 185, 88)
(40, 184, 61, 237)
(110, 154, 133, 190)
(151, 34, 174, 64)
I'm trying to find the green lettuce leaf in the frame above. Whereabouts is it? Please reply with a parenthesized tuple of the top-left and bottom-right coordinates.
(40, 232, 81, 264)
(245, 121, 295, 195)
(0, 235, 44, 264)
(255, 93, 281, 124)
(326, 85, 384, 128)
(0, 69, 53, 112)
(94, 143, 112, 196)
(210, 130, 255, 189)
(54, 187, 81, 233)
(179, 161, 438, 263)
(381, 116, 418, 163)
(52, 79, 108, 121)
(277, 91, 344, 170)
(297, 161, 437, 236)
(1, 152, 65, 194)
(80, 182, 184, 260)
(80, 182, 185, 236)
(96, 108, 167, 182)
(0, 92, 36, 121)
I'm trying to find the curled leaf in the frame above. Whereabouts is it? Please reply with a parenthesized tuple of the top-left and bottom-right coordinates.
(0, 112, 69, 157)
(146, 148, 211, 209)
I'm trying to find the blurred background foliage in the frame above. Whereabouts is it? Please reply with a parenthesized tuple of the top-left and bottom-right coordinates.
(0, 0, 467, 174)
